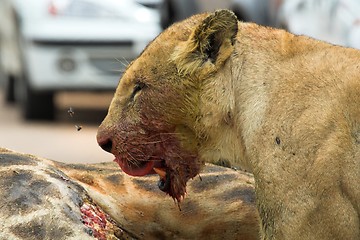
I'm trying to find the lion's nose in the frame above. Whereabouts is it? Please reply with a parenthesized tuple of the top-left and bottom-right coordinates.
(97, 127, 114, 153)
(97, 137, 113, 153)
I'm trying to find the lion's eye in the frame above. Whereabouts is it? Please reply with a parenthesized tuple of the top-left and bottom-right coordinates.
(130, 82, 146, 101)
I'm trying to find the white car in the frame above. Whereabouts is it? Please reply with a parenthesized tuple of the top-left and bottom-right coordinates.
(0, 0, 161, 120)
(277, 0, 360, 48)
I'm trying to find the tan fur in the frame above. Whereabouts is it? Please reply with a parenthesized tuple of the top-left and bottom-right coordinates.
(97, 10, 360, 239)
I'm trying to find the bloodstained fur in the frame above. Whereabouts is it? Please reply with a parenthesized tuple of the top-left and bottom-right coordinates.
(112, 94, 201, 202)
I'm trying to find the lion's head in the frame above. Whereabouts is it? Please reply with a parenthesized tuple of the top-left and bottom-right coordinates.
(97, 10, 238, 201)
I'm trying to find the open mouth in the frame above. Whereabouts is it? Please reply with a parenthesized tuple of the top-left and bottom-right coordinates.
(114, 157, 171, 193)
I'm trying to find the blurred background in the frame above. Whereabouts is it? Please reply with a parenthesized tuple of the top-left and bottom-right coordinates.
(0, 0, 359, 164)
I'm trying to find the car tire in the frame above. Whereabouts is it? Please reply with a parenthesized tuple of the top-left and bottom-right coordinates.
(4, 75, 16, 103)
(18, 76, 55, 121)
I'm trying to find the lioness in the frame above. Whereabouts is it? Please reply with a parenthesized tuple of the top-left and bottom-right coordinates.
(97, 9, 360, 239)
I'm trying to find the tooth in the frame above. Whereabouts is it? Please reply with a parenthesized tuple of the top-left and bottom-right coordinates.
(153, 167, 166, 179)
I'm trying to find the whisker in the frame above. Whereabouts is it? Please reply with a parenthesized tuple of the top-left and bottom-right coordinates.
(126, 151, 137, 162)
(126, 152, 145, 168)
(148, 158, 164, 162)
(140, 138, 173, 145)
(174, 152, 185, 162)
(114, 57, 129, 68)
(131, 132, 184, 146)
(122, 57, 130, 65)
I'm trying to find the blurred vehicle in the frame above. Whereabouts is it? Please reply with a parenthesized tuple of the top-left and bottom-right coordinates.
(160, 0, 199, 29)
(230, 0, 283, 26)
(0, 0, 161, 120)
(277, 0, 360, 48)
(135, 0, 162, 10)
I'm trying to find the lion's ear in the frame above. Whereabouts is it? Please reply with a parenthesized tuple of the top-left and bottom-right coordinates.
(172, 9, 238, 75)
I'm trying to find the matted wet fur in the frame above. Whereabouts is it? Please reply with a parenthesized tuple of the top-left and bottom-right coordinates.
(97, 9, 360, 240)
(0, 148, 259, 239)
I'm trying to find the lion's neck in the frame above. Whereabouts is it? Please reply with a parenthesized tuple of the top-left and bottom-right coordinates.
(198, 29, 273, 172)
(197, 56, 253, 172)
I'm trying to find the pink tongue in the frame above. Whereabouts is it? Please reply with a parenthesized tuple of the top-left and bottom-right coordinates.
(115, 158, 155, 176)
